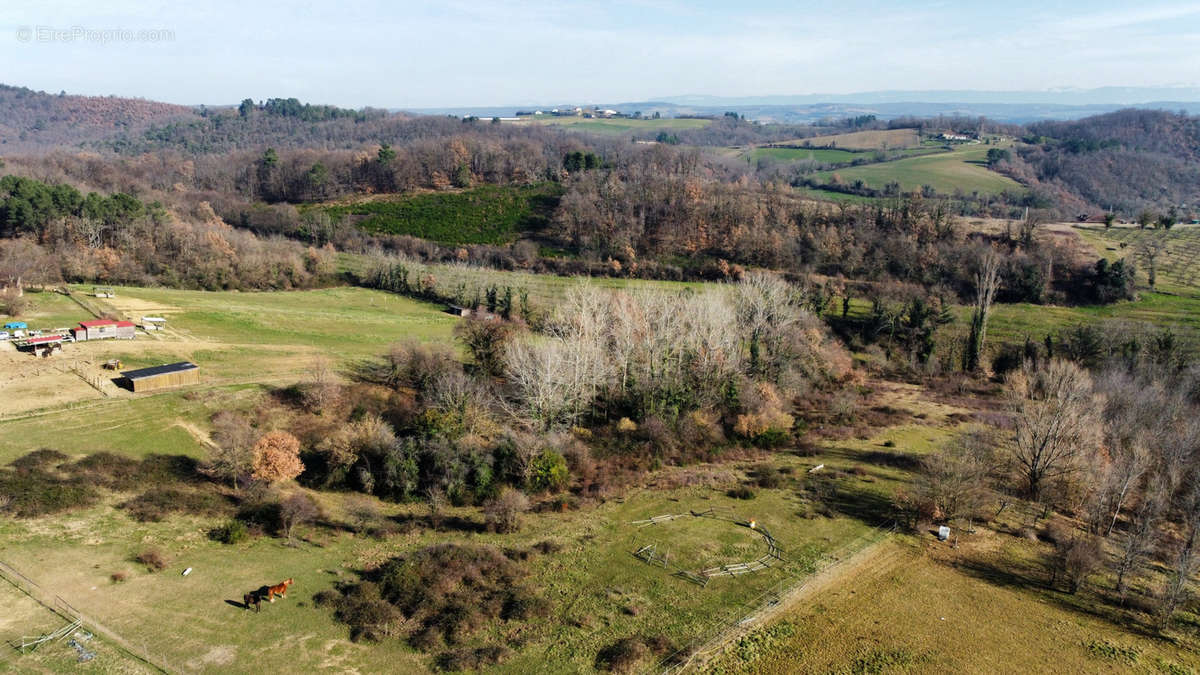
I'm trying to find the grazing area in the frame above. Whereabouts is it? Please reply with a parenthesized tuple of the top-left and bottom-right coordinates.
(778, 128, 922, 151)
(816, 143, 1023, 196)
(0, 449, 894, 673)
(749, 147, 863, 164)
(520, 116, 712, 135)
(318, 183, 563, 246)
(710, 538, 1199, 674)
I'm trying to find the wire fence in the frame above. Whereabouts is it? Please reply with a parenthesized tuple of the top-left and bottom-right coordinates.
(0, 559, 171, 673)
(647, 521, 897, 674)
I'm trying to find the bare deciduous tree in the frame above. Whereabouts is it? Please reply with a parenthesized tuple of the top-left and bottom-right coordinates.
(425, 486, 446, 529)
(0, 237, 56, 296)
(1136, 234, 1169, 290)
(301, 356, 341, 413)
(1158, 478, 1200, 629)
(964, 249, 1001, 372)
(1049, 526, 1104, 594)
(484, 486, 529, 534)
(1007, 359, 1100, 504)
(1114, 483, 1166, 601)
(280, 492, 320, 544)
(206, 411, 257, 490)
(917, 431, 994, 524)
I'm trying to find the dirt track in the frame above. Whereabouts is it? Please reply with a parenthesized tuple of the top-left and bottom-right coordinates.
(679, 534, 899, 672)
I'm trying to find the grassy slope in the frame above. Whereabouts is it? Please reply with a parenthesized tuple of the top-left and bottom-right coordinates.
(0, 470, 881, 674)
(5, 289, 93, 328)
(816, 144, 1023, 196)
(0, 576, 150, 673)
(90, 286, 457, 353)
(751, 147, 863, 163)
(751, 146, 941, 165)
(0, 386, 260, 462)
(711, 538, 1199, 674)
(320, 183, 562, 246)
(521, 116, 711, 135)
(337, 253, 708, 305)
(0, 286, 456, 463)
(780, 128, 921, 151)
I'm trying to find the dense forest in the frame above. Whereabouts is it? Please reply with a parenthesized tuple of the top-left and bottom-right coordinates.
(1007, 109, 1200, 215)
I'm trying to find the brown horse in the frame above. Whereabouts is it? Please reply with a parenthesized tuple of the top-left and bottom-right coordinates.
(243, 591, 261, 612)
(266, 578, 293, 602)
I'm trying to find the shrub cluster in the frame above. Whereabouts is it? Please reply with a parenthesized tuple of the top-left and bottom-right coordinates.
(595, 634, 676, 673)
(322, 543, 550, 652)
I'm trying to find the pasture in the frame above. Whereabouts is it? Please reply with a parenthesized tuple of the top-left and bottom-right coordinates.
(518, 116, 711, 135)
(710, 536, 1200, 674)
(0, 285, 457, 459)
(777, 128, 921, 151)
(0, 455, 896, 673)
(5, 270, 1200, 672)
(318, 183, 562, 246)
(815, 144, 1023, 196)
(0, 273, 966, 673)
(750, 147, 863, 164)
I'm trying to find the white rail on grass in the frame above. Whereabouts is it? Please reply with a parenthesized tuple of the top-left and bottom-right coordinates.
(0, 559, 170, 673)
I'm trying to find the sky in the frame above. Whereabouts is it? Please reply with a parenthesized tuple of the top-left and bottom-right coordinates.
(2, 0, 1199, 108)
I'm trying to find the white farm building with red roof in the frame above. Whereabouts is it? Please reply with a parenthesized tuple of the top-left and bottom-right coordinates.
(73, 319, 135, 341)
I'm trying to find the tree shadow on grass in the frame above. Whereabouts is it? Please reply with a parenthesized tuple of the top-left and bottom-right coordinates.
(816, 480, 898, 528)
(391, 512, 486, 534)
(857, 450, 923, 472)
(950, 552, 1167, 642)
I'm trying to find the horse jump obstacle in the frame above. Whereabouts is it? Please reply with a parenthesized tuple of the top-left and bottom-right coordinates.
(19, 618, 82, 652)
(630, 508, 785, 586)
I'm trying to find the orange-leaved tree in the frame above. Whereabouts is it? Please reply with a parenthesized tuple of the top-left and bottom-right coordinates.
(251, 430, 305, 484)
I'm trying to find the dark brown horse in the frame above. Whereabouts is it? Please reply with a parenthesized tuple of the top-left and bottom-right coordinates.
(243, 591, 261, 612)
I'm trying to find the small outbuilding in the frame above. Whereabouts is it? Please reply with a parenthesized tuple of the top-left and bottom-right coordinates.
(19, 334, 64, 357)
(74, 319, 136, 341)
(120, 361, 200, 392)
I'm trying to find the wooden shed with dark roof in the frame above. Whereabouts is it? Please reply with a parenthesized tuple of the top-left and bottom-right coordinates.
(120, 361, 199, 392)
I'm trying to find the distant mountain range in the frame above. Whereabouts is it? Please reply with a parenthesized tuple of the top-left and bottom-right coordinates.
(408, 87, 1200, 124)
(659, 87, 1200, 106)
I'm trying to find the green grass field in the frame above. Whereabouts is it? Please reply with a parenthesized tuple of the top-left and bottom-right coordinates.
(0, 577, 149, 673)
(318, 183, 562, 246)
(751, 147, 864, 164)
(0, 460, 886, 674)
(0, 286, 457, 463)
(779, 128, 921, 151)
(5, 289, 93, 329)
(337, 253, 708, 307)
(520, 116, 711, 135)
(5, 275, 1200, 672)
(792, 186, 879, 205)
(0, 386, 262, 463)
(750, 145, 941, 167)
(87, 285, 457, 353)
(711, 537, 1200, 674)
(816, 144, 1023, 197)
